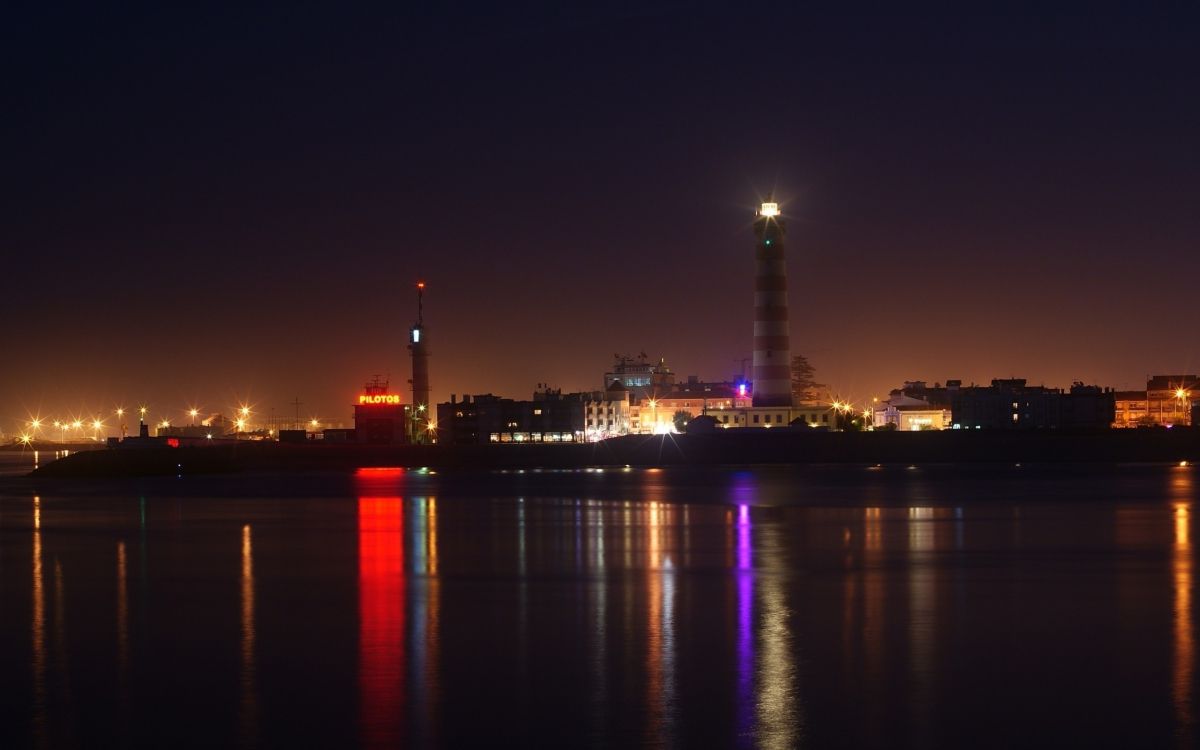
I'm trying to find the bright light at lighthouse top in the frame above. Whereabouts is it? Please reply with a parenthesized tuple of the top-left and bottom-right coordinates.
(759, 201, 780, 218)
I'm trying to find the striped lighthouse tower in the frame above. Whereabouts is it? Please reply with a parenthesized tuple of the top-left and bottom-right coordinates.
(751, 197, 793, 407)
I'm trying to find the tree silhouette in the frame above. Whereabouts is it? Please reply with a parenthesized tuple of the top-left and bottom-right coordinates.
(791, 354, 826, 405)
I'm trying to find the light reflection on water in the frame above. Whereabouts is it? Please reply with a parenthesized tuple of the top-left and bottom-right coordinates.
(1172, 468, 1194, 744)
(2, 464, 1199, 747)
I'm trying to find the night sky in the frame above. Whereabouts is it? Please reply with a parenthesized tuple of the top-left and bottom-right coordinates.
(6, 4, 1199, 430)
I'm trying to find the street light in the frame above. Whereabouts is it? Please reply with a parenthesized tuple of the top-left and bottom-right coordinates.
(189, 408, 199, 426)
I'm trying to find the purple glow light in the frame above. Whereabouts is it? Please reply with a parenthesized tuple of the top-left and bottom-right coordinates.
(736, 503, 753, 742)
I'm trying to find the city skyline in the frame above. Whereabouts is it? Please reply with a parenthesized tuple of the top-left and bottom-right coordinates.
(6, 5, 1198, 430)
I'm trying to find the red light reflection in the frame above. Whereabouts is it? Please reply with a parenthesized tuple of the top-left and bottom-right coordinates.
(358, 483, 405, 747)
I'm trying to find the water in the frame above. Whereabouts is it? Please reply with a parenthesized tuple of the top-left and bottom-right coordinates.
(0, 449, 73, 477)
(1, 462, 1196, 748)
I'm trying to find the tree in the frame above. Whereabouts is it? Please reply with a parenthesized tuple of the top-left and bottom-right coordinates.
(791, 354, 826, 405)
(672, 410, 691, 433)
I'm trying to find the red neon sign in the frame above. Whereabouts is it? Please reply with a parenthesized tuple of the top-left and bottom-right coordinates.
(359, 394, 401, 405)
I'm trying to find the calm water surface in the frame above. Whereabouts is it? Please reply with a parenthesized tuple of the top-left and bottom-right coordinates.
(1, 457, 1197, 748)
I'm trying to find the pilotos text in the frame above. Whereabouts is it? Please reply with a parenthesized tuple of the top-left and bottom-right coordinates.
(358, 394, 401, 405)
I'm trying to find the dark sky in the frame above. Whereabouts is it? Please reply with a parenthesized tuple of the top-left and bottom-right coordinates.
(5, 3, 1199, 431)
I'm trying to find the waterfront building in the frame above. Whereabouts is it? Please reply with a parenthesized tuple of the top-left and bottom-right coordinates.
(1113, 390, 1149, 427)
(603, 354, 676, 401)
(584, 381, 633, 441)
(872, 381, 960, 431)
(951, 379, 1114, 430)
(873, 394, 952, 431)
(154, 413, 234, 439)
(630, 380, 752, 433)
(1112, 375, 1198, 427)
(354, 377, 409, 444)
(1146, 375, 1197, 427)
(437, 389, 585, 445)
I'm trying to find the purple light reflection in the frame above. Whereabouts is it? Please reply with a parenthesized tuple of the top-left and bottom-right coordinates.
(736, 503, 753, 746)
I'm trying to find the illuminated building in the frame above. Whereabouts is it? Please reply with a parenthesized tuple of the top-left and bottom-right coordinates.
(873, 395, 952, 431)
(751, 198, 792, 408)
(154, 413, 234, 439)
(354, 377, 409, 444)
(1113, 376, 1198, 427)
(1113, 390, 1149, 427)
(1147, 376, 1197, 427)
(584, 381, 632, 441)
(874, 382, 957, 430)
(630, 381, 752, 433)
(604, 354, 675, 401)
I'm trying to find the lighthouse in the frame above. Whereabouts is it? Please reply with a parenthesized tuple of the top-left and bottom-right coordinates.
(751, 198, 793, 407)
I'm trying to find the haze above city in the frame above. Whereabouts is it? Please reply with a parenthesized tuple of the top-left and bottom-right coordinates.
(6, 5, 1198, 430)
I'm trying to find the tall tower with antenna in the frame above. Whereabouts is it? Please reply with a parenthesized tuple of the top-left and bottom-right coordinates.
(408, 281, 432, 442)
(751, 196, 793, 407)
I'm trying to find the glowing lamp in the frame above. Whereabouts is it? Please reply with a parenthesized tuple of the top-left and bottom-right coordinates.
(737, 383, 748, 397)
(759, 202, 780, 218)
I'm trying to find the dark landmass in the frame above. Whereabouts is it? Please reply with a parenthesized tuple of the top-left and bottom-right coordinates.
(28, 428, 1200, 478)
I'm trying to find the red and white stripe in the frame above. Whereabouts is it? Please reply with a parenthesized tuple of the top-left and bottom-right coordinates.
(752, 216, 791, 407)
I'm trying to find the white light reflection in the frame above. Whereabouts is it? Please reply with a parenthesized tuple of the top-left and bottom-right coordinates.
(588, 500, 608, 738)
(908, 507, 936, 744)
(756, 522, 799, 750)
(646, 501, 676, 739)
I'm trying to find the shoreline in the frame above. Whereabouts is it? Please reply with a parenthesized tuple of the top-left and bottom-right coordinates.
(25, 428, 1200, 478)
